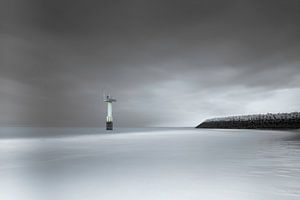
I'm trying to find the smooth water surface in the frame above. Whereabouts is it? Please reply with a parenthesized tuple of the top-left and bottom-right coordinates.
(0, 128, 300, 200)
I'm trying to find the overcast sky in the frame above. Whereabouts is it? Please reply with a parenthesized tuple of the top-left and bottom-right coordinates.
(1, 0, 300, 127)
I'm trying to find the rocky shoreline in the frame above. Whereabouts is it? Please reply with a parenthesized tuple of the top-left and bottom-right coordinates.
(196, 112, 300, 129)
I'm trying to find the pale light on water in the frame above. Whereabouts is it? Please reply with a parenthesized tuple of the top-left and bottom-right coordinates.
(0, 128, 300, 200)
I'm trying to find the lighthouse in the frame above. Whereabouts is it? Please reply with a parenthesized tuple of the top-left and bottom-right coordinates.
(104, 94, 116, 130)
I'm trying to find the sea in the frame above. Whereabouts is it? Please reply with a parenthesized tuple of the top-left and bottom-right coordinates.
(0, 127, 300, 200)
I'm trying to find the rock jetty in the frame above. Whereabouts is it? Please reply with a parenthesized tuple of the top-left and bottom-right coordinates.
(196, 112, 300, 129)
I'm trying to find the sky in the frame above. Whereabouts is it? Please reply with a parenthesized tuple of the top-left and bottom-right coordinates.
(1, 0, 300, 127)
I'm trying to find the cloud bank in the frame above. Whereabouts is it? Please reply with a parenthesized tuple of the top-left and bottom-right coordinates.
(1, 0, 300, 126)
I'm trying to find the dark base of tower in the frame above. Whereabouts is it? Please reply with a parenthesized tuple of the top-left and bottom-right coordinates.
(106, 122, 113, 130)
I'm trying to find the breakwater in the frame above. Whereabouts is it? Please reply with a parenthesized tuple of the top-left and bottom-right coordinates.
(196, 112, 300, 129)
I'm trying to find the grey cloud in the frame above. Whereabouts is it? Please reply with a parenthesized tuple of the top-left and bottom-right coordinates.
(0, 0, 300, 127)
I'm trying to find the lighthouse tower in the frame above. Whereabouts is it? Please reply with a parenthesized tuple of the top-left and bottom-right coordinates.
(104, 94, 116, 130)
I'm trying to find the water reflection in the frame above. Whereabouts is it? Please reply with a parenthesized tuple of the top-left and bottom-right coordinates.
(0, 128, 299, 200)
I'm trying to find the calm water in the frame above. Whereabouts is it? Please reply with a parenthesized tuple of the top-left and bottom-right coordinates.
(0, 127, 300, 200)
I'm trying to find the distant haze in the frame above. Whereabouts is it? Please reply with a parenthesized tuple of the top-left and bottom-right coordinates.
(1, 0, 300, 127)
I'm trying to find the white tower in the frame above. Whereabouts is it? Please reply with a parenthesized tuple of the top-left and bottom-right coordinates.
(104, 94, 116, 130)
